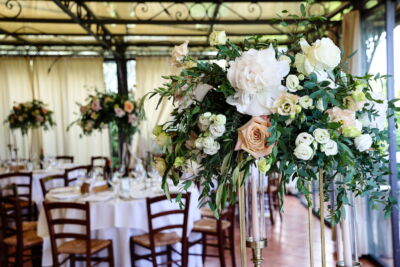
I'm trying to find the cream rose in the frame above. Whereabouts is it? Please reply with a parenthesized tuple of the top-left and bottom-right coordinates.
(271, 92, 300, 117)
(354, 134, 372, 152)
(295, 132, 314, 146)
(234, 116, 274, 158)
(294, 143, 314, 160)
(171, 40, 189, 67)
(321, 140, 338, 156)
(286, 74, 300, 92)
(299, 95, 313, 109)
(209, 30, 227, 46)
(313, 128, 330, 144)
(226, 47, 290, 116)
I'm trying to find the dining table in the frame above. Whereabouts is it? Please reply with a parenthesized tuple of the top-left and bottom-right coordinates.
(37, 178, 203, 267)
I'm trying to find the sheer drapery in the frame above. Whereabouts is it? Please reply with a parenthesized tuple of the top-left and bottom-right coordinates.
(0, 57, 110, 164)
(132, 56, 178, 158)
(342, 10, 361, 75)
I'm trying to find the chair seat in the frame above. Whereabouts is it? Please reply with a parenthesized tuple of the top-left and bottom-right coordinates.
(132, 232, 181, 248)
(200, 208, 228, 218)
(192, 218, 231, 234)
(10, 221, 37, 232)
(3, 230, 42, 248)
(58, 239, 111, 255)
(4, 199, 31, 210)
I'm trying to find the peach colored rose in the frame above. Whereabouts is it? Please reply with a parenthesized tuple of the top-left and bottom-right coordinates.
(41, 107, 48, 114)
(234, 116, 274, 158)
(326, 107, 357, 127)
(124, 101, 134, 113)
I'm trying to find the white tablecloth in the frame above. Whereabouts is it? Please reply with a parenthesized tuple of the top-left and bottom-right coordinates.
(37, 186, 202, 267)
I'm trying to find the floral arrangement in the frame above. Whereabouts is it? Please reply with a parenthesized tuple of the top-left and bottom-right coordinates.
(5, 99, 55, 135)
(151, 7, 398, 220)
(70, 90, 143, 138)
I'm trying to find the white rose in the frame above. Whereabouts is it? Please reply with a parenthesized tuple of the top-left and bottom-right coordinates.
(300, 37, 341, 72)
(313, 128, 330, 144)
(294, 143, 314, 160)
(321, 140, 338, 156)
(171, 40, 189, 67)
(226, 47, 290, 116)
(299, 95, 313, 109)
(198, 112, 212, 131)
(286, 74, 300, 92)
(294, 53, 314, 75)
(360, 91, 388, 131)
(209, 124, 226, 138)
(354, 134, 372, 152)
(295, 132, 314, 146)
(203, 140, 220, 155)
(211, 114, 226, 125)
(209, 31, 227, 46)
(279, 55, 292, 64)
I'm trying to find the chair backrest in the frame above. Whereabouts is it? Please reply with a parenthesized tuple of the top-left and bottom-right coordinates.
(90, 156, 108, 167)
(0, 184, 24, 252)
(64, 165, 91, 185)
(40, 174, 68, 197)
(43, 201, 91, 263)
(146, 193, 191, 248)
(56, 156, 74, 163)
(0, 172, 33, 220)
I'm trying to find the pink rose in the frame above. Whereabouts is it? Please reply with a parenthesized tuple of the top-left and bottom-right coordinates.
(128, 114, 137, 125)
(124, 101, 134, 113)
(326, 107, 357, 127)
(35, 115, 44, 123)
(235, 116, 274, 158)
(91, 99, 102, 112)
(114, 107, 125, 118)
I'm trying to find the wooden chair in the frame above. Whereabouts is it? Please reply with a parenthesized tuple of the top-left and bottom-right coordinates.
(266, 172, 282, 225)
(56, 156, 74, 163)
(43, 201, 114, 267)
(0, 184, 42, 266)
(90, 156, 108, 168)
(0, 172, 35, 221)
(64, 165, 91, 185)
(189, 203, 236, 267)
(130, 193, 191, 267)
(39, 174, 68, 197)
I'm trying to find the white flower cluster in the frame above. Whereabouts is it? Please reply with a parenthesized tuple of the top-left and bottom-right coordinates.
(294, 129, 338, 160)
(195, 112, 226, 155)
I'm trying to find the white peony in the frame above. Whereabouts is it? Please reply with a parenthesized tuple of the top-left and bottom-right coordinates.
(171, 40, 189, 67)
(299, 95, 313, 109)
(198, 112, 212, 131)
(360, 91, 388, 131)
(321, 140, 338, 156)
(226, 47, 290, 116)
(295, 132, 314, 146)
(209, 124, 226, 138)
(354, 134, 372, 152)
(286, 74, 300, 92)
(209, 31, 227, 46)
(313, 128, 330, 144)
(294, 143, 314, 160)
(211, 114, 226, 125)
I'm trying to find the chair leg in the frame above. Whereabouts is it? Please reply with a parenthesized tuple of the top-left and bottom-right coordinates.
(181, 238, 188, 267)
(70, 254, 76, 267)
(130, 240, 135, 267)
(201, 233, 207, 264)
(31, 245, 42, 267)
(230, 231, 236, 267)
(167, 245, 172, 267)
(108, 242, 115, 267)
(217, 231, 226, 267)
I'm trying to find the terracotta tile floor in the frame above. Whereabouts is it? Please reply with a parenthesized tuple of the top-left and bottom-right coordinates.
(204, 196, 378, 267)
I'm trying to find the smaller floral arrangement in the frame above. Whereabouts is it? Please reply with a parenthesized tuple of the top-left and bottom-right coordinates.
(5, 99, 55, 135)
(70, 90, 143, 138)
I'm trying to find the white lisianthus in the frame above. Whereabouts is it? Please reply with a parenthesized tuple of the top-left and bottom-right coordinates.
(299, 95, 313, 109)
(171, 40, 189, 67)
(209, 31, 227, 46)
(286, 74, 300, 92)
(279, 55, 292, 64)
(209, 124, 226, 138)
(195, 137, 204, 149)
(271, 92, 300, 117)
(198, 112, 212, 131)
(226, 47, 290, 116)
(316, 98, 325, 111)
(295, 132, 314, 146)
(294, 143, 314, 160)
(354, 134, 372, 152)
(202, 137, 220, 155)
(201, 136, 215, 149)
(321, 140, 338, 156)
(313, 128, 330, 144)
(211, 114, 226, 125)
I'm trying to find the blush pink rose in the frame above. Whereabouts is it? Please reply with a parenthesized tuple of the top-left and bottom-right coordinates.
(234, 116, 274, 158)
(326, 107, 357, 127)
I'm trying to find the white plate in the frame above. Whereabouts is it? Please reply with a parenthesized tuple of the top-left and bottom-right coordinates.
(49, 187, 76, 194)
(49, 192, 81, 200)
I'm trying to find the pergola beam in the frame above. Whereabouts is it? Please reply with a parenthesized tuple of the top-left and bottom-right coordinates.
(0, 27, 29, 43)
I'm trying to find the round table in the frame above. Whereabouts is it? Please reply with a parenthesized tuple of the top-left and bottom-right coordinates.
(37, 185, 202, 267)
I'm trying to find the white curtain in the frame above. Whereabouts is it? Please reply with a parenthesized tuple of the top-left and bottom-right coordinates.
(0, 57, 110, 165)
(132, 56, 178, 158)
(342, 10, 361, 75)
(0, 58, 34, 159)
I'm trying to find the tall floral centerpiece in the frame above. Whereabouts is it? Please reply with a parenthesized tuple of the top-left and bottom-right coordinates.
(70, 90, 143, 167)
(150, 6, 397, 267)
(5, 99, 55, 159)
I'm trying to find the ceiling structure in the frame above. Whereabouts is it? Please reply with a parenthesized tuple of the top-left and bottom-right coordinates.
(0, 0, 378, 57)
